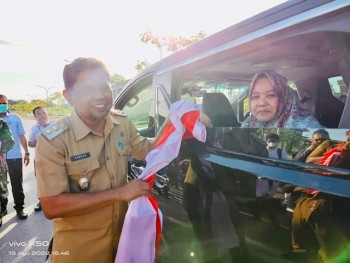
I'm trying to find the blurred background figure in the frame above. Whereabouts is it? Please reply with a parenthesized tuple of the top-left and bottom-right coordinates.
(0, 94, 30, 220)
(0, 118, 15, 228)
(28, 106, 55, 212)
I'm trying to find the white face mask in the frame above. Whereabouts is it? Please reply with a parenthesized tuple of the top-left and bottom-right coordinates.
(268, 142, 277, 148)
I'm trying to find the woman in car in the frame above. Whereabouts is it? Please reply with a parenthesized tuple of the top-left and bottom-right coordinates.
(241, 71, 322, 128)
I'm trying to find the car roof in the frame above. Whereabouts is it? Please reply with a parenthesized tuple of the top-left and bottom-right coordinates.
(125, 0, 349, 84)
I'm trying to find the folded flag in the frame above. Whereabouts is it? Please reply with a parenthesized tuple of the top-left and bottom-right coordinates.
(115, 101, 206, 263)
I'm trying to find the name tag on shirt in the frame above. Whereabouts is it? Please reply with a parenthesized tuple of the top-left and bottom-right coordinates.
(71, 152, 91, 161)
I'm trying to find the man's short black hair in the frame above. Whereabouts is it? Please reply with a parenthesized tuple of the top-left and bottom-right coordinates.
(313, 129, 329, 139)
(32, 106, 43, 116)
(266, 133, 280, 141)
(63, 57, 110, 90)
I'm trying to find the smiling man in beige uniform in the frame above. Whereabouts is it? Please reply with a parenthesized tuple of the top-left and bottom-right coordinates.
(35, 57, 166, 263)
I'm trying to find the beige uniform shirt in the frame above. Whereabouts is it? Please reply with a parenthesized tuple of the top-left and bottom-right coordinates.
(36, 110, 153, 263)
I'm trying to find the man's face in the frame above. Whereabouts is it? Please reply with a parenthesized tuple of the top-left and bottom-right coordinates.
(267, 138, 278, 149)
(312, 133, 328, 146)
(64, 68, 113, 125)
(34, 108, 48, 126)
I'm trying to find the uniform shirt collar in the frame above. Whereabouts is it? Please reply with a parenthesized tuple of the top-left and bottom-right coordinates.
(71, 109, 119, 141)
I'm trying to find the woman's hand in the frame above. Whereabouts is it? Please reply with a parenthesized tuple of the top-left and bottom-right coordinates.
(200, 113, 213, 128)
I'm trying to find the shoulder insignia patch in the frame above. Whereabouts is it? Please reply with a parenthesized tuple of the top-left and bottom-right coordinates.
(41, 122, 69, 140)
(111, 109, 126, 117)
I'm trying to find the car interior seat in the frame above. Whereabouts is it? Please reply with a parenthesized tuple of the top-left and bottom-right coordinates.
(200, 93, 258, 199)
(202, 93, 241, 127)
(314, 78, 345, 128)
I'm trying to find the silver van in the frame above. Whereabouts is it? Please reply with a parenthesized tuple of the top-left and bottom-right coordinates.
(114, 1, 350, 262)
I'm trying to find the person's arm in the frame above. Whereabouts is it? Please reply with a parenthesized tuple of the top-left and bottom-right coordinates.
(153, 116, 170, 145)
(294, 148, 312, 162)
(28, 141, 36, 148)
(28, 127, 37, 148)
(306, 141, 329, 164)
(306, 155, 324, 164)
(40, 179, 152, 219)
(19, 134, 30, 166)
(0, 120, 15, 153)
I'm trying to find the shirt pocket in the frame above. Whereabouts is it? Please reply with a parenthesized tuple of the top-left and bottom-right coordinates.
(67, 159, 100, 193)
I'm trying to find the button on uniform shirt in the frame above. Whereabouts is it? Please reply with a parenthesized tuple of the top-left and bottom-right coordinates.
(35, 110, 154, 263)
(2, 112, 25, 159)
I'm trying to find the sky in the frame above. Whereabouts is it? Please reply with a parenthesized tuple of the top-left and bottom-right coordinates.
(0, 0, 286, 100)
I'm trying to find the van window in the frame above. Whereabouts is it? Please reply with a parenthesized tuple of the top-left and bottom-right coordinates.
(122, 83, 153, 137)
(328, 76, 348, 102)
(180, 78, 249, 119)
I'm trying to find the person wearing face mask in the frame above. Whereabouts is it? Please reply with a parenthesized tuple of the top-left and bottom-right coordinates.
(252, 133, 288, 227)
(266, 133, 288, 159)
(28, 106, 55, 212)
(0, 95, 30, 220)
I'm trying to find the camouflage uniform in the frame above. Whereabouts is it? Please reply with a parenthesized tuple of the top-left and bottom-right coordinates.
(0, 118, 15, 227)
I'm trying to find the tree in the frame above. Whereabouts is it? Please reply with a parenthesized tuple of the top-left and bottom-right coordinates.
(279, 130, 309, 153)
(111, 73, 125, 86)
(49, 91, 67, 105)
(140, 30, 207, 59)
(135, 59, 150, 72)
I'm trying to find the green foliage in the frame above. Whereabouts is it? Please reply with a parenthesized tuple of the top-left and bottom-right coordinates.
(9, 94, 72, 120)
(111, 73, 126, 85)
(257, 128, 309, 154)
(279, 130, 309, 153)
(140, 30, 207, 59)
(135, 59, 150, 72)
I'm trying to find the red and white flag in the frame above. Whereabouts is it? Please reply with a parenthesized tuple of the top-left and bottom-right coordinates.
(115, 101, 206, 263)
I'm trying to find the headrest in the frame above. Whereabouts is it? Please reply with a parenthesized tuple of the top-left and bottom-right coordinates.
(202, 93, 240, 127)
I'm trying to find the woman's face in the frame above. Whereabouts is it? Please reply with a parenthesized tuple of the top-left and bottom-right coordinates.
(250, 77, 278, 123)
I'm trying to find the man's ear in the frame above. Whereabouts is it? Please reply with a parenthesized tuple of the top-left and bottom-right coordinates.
(63, 89, 73, 106)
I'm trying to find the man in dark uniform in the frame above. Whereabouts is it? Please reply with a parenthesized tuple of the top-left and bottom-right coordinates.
(36, 57, 168, 263)
(0, 118, 15, 228)
(0, 94, 30, 220)
(294, 129, 329, 162)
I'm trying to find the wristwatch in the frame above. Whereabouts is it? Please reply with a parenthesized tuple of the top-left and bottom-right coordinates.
(25, 152, 30, 156)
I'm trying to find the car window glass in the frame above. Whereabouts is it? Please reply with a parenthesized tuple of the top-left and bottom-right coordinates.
(180, 78, 249, 119)
(122, 83, 153, 137)
(328, 76, 348, 102)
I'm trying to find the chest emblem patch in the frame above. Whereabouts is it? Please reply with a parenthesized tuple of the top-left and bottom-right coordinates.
(118, 140, 124, 151)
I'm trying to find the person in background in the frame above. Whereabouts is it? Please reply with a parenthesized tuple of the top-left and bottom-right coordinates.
(282, 129, 330, 261)
(265, 133, 288, 159)
(0, 94, 30, 220)
(0, 118, 15, 228)
(284, 129, 350, 262)
(306, 129, 350, 164)
(253, 133, 287, 227)
(35, 57, 168, 262)
(241, 71, 322, 128)
(28, 106, 55, 212)
(294, 129, 329, 163)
